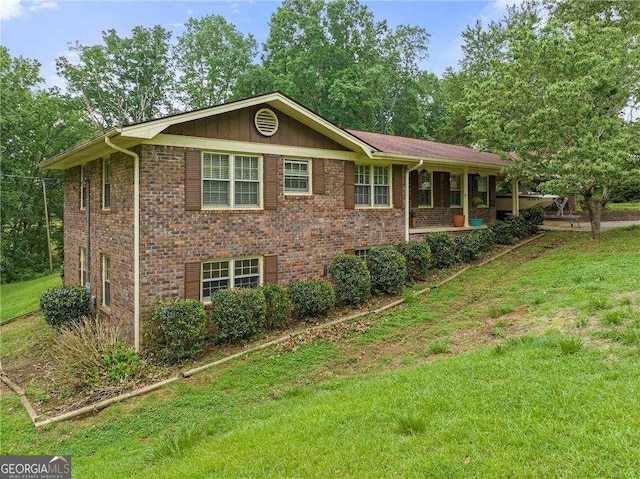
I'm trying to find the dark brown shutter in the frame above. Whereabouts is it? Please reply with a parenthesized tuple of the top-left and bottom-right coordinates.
(264, 255, 278, 284)
(392, 165, 403, 209)
(344, 161, 355, 209)
(185, 149, 202, 211)
(469, 174, 478, 201)
(312, 158, 325, 195)
(409, 170, 419, 208)
(264, 154, 278, 211)
(442, 172, 451, 207)
(184, 262, 201, 300)
(345, 248, 356, 255)
(489, 175, 497, 207)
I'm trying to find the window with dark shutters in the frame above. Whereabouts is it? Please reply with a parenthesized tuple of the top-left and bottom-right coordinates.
(392, 164, 403, 209)
(263, 255, 278, 284)
(312, 158, 325, 195)
(184, 149, 202, 211)
(344, 161, 355, 209)
(264, 154, 278, 210)
(184, 262, 201, 300)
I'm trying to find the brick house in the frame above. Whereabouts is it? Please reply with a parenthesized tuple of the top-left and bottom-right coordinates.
(43, 92, 509, 350)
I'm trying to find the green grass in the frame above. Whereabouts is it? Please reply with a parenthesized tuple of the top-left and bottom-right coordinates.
(0, 273, 61, 321)
(608, 202, 640, 211)
(1, 228, 639, 477)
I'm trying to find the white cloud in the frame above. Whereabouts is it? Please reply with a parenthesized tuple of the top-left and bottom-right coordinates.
(29, 1, 58, 13)
(170, 22, 184, 29)
(0, 0, 24, 20)
(0, 0, 57, 20)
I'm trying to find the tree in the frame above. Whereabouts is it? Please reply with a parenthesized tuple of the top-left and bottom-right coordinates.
(1, 47, 96, 281)
(175, 15, 258, 109)
(464, 1, 640, 239)
(57, 26, 174, 129)
(243, 0, 433, 137)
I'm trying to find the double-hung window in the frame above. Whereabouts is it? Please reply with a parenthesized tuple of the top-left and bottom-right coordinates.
(355, 164, 390, 207)
(419, 170, 432, 207)
(201, 257, 261, 301)
(477, 176, 488, 207)
(102, 254, 111, 308)
(202, 152, 260, 208)
(102, 159, 111, 209)
(450, 174, 462, 207)
(284, 159, 311, 194)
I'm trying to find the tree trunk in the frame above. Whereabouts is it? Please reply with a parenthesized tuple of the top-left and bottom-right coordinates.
(584, 196, 602, 240)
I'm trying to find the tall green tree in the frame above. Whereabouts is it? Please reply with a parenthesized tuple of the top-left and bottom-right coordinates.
(175, 15, 258, 109)
(240, 0, 434, 137)
(57, 26, 174, 129)
(1, 47, 96, 281)
(464, 0, 640, 239)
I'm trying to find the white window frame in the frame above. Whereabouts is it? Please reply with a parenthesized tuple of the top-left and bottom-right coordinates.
(450, 173, 462, 208)
(355, 164, 391, 208)
(102, 254, 111, 308)
(354, 248, 370, 264)
(476, 176, 489, 207)
(102, 158, 111, 210)
(283, 158, 312, 195)
(201, 256, 262, 302)
(80, 247, 88, 287)
(80, 164, 88, 210)
(418, 170, 433, 208)
(202, 152, 262, 209)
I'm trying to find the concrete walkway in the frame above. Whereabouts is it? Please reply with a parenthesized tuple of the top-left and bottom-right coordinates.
(542, 219, 640, 232)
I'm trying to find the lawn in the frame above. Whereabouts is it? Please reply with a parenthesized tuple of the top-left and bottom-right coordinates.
(0, 273, 61, 321)
(1, 228, 639, 478)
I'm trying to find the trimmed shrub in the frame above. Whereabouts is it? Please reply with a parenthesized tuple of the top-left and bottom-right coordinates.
(425, 232, 457, 269)
(288, 279, 336, 321)
(396, 241, 431, 283)
(145, 298, 207, 363)
(40, 284, 92, 329)
(53, 316, 140, 390)
(211, 288, 266, 343)
(367, 246, 407, 295)
(490, 220, 517, 245)
(521, 207, 545, 234)
(455, 230, 495, 263)
(329, 255, 371, 306)
(262, 284, 293, 330)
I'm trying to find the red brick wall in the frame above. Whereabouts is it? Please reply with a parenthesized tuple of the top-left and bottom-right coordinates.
(63, 152, 135, 342)
(137, 145, 406, 319)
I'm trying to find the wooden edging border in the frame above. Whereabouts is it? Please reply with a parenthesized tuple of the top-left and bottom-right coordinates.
(0, 309, 41, 327)
(3, 233, 546, 428)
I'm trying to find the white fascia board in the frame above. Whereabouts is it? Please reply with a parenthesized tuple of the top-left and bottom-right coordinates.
(146, 134, 361, 162)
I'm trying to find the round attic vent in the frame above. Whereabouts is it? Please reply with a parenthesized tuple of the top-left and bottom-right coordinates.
(254, 108, 279, 137)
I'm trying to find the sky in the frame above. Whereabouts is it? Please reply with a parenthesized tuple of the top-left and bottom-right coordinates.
(0, 0, 516, 89)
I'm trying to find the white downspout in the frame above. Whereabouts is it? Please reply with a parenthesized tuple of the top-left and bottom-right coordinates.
(405, 160, 424, 242)
(462, 168, 470, 227)
(105, 137, 140, 352)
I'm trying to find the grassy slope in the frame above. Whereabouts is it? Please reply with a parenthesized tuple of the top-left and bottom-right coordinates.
(1, 228, 639, 478)
(0, 273, 61, 321)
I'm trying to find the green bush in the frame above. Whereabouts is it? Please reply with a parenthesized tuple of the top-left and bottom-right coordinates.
(262, 284, 293, 330)
(288, 279, 336, 322)
(490, 220, 517, 245)
(425, 232, 457, 269)
(455, 230, 495, 263)
(395, 241, 431, 283)
(211, 288, 266, 343)
(40, 284, 92, 329)
(367, 246, 407, 295)
(329, 255, 371, 306)
(145, 298, 207, 363)
(521, 207, 545, 234)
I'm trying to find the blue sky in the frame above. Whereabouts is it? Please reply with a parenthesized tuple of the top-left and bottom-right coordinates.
(1, 0, 515, 89)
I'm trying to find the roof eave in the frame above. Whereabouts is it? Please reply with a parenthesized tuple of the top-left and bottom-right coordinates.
(372, 152, 510, 171)
(41, 129, 123, 170)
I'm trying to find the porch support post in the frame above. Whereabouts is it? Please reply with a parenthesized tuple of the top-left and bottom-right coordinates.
(512, 178, 520, 216)
(462, 168, 469, 227)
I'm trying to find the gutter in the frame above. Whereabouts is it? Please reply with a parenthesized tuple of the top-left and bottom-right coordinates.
(405, 160, 424, 242)
(104, 137, 141, 352)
